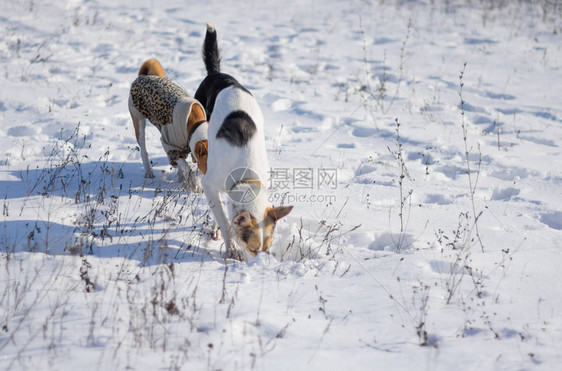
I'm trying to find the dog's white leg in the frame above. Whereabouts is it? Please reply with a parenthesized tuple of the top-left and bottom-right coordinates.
(202, 182, 243, 260)
(176, 157, 190, 183)
(210, 224, 221, 240)
(129, 103, 154, 179)
(138, 118, 154, 179)
(176, 158, 202, 193)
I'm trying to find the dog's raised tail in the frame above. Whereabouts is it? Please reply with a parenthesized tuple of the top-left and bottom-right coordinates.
(203, 22, 221, 74)
(138, 59, 165, 78)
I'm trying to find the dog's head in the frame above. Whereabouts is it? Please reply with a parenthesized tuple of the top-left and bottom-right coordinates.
(232, 206, 293, 256)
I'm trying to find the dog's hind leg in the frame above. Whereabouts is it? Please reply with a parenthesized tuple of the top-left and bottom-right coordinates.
(136, 116, 154, 179)
(129, 103, 154, 179)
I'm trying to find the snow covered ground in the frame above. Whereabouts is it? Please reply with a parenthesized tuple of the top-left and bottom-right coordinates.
(1, 0, 561, 369)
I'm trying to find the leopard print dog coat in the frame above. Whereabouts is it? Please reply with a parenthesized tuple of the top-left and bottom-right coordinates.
(129, 74, 205, 166)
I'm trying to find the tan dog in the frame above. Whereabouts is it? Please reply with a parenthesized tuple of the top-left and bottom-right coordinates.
(128, 59, 209, 189)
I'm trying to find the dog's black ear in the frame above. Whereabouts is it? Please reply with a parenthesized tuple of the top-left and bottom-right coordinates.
(267, 206, 293, 222)
(233, 211, 252, 227)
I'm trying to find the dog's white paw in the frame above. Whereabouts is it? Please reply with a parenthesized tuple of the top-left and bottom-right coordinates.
(181, 174, 203, 193)
(188, 182, 203, 194)
(186, 173, 203, 194)
(226, 245, 244, 261)
(145, 169, 155, 179)
(224, 238, 245, 261)
(211, 225, 221, 241)
(178, 165, 203, 193)
(177, 169, 186, 183)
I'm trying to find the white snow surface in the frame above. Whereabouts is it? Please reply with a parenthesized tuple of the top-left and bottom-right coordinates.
(1, 0, 561, 370)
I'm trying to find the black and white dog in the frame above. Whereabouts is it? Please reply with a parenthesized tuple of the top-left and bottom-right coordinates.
(195, 23, 292, 259)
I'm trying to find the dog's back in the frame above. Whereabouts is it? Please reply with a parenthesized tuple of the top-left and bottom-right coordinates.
(207, 86, 266, 176)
